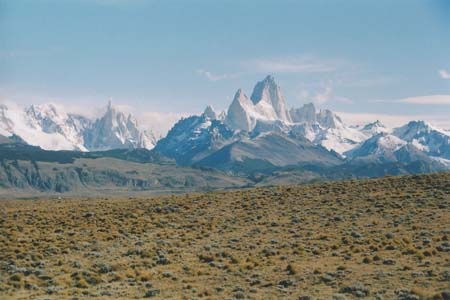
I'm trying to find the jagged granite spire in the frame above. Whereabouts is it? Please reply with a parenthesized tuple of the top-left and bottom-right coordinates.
(224, 76, 292, 131)
(250, 75, 291, 122)
(83, 101, 156, 151)
(225, 89, 255, 131)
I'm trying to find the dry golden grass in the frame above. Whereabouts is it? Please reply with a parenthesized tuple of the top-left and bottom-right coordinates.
(1, 172, 449, 299)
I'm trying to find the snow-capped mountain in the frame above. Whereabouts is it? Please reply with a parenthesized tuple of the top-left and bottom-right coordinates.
(157, 76, 364, 168)
(154, 107, 237, 165)
(225, 76, 291, 131)
(225, 89, 264, 132)
(0, 101, 157, 151)
(25, 104, 90, 151)
(345, 132, 448, 171)
(2, 75, 449, 174)
(250, 75, 291, 123)
(0, 103, 89, 151)
(84, 102, 156, 151)
(359, 120, 390, 136)
(345, 133, 407, 161)
(223, 76, 367, 155)
(393, 121, 450, 160)
(289, 103, 368, 155)
(156, 104, 343, 171)
(155, 75, 450, 173)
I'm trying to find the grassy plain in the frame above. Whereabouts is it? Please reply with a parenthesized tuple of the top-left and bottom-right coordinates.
(1, 172, 449, 299)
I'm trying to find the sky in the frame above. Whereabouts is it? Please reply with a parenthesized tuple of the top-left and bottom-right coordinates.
(1, 0, 450, 133)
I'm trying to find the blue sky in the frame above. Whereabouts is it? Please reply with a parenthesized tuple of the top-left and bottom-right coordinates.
(1, 0, 450, 131)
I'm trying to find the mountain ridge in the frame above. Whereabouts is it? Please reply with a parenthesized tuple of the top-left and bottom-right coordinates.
(0, 101, 157, 151)
(1, 75, 449, 191)
(155, 76, 450, 174)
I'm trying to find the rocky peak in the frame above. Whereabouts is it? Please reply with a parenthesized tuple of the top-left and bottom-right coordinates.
(317, 109, 342, 129)
(361, 120, 389, 136)
(25, 104, 67, 130)
(203, 105, 218, 120)
(393, 120, 450, 159)
(290, 103, 317, 124)
(290, 103, 342, 129)
(394, 121, 433, 141)
(363, 120, 384, 130)
(250, 75, 291, 122)
(234, 88, 247, 100)
(26, 103, 58, 118)
(84, 101, 155, 151)
(406, 120, 431, 132)
(225, 89, 254, 131)
(25, 103, 79, 133)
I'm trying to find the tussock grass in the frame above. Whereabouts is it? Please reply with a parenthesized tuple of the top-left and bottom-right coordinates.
(1, 172, 449, 299)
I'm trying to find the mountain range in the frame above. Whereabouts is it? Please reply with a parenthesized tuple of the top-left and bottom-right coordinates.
(1, 75, 450, 194)
(0, 101, 156, 152)
(155, 75, 450, 173)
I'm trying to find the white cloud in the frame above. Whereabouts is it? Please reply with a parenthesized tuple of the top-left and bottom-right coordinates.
(243, 56, 336, 74)
(334, 96, 354, 105)
(138, 111, 190, 137)
(314, 82, 333, 105)
(337, 111, 450, 129)
(312, 81, 353, 106)
(295, 90, 310, 102)
(67, 102, 190, 137)
(398, 95, 450, 105)
(367, 99, 389, 103)
(59, 102, 106, 119)
(336, 76, 399, 88)
(196, 70, 236, 82)
(439, 69, 450, 79)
